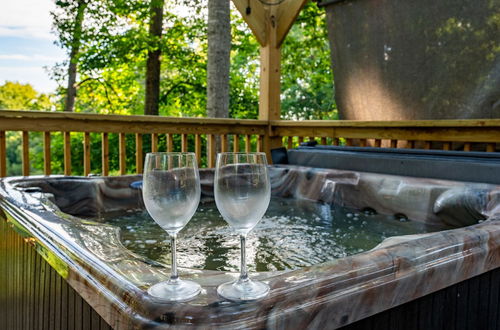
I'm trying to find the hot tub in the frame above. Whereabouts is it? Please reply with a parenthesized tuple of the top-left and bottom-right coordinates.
(1, 163, 500, 329)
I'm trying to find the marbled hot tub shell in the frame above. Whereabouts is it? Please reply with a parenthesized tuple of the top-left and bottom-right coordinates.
(1, 166, 500, 329)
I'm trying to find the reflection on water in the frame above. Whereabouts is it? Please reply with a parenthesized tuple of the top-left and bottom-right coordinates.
(104, 198, 441, 272)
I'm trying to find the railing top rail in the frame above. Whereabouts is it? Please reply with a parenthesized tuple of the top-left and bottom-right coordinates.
(1, 110, 499, 129)
(0, 110, 268, 135)
(0, 110, 267, 125)
(270, 118, 500, 128)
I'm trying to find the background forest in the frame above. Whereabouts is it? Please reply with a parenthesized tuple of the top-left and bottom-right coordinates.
(0, 0, 335, 175)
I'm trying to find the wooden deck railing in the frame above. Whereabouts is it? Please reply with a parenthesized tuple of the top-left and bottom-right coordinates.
(271, 119, 500, 151)
(0, 110, 499, 177)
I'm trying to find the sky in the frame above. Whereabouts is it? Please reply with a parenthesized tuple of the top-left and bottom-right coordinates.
(0, 0, 65, 93)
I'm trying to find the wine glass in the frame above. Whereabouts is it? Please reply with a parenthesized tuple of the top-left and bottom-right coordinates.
(214, 152, 271, 301)
(142, 152, 201, 301)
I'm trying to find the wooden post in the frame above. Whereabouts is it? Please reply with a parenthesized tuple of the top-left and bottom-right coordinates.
(207, 134, 216, 168)
(259, 9, 283, 162)
(232, 0, 307, 162)
(221, 134, 228, 153)
(181, 134, 188, 152)
(119, 133, 126, 175)
(101, 133, 109, 176)
(43, 132, 51, 176)
(166, 134, 174, 152)
(63, 132, 71, 176)
(233, 134, 240, 152)
(195, 134, 202, 166)
(22, 131, 29, 176)
(135, 133, 143, 174)
(83, 132, 91, 176)
(245, 134, 252, 152)
(0, 131, 5, 177)
(151, 133, 158, 152)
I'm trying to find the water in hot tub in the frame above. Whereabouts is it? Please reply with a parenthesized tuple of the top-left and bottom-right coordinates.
(106, 198, 443, 272)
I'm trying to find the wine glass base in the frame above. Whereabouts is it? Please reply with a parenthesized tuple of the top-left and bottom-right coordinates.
(148, 279, 201, 302)
(217, 278, 270, 301)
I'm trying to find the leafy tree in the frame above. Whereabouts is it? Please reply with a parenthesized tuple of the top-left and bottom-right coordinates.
(207, 0, 231, 119)
(47, 0, 334, 121)
(51, 0, 89, 112)
(144, 0, 165, 115)
(0, 81, 52, 110)
(281, 2, 337, 120)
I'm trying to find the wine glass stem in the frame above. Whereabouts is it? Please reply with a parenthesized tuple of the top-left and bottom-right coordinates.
(170, 233, 178, 281)
(239, 234, 248, 282)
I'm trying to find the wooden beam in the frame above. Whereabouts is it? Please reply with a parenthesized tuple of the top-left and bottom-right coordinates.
(231, 0, 267, 46)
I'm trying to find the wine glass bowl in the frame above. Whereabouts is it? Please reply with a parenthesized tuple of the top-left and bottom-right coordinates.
(142, 152, 201, 302)
(214, 152, 271, 301)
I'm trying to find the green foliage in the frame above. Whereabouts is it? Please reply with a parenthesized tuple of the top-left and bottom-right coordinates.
(48, 1, 334, 119)
(0, 81, 52, 111)
(5, 2, 335, 175)
(281, 2, 337, 120)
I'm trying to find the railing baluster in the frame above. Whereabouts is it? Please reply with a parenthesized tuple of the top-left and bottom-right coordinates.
(320, 137, 327, 145)
(221, 134, 228, 153)
(167, 133, 174, 152)
(245, 134, 251, 152)
(374, 139, 381, 147)
(424, 141, 431, 149)
(407, 140, 415, 149)
(257, 135, 263, 152)
(360, 139, 367, 147)
(390, 139, 398, 148)
(181, 134, 188, 152)
(102, 133, 109, 176)
(208, 134, 216, 168)
(332, 138, 339, 146)
(298, 136, 304, 145)
(136, 133, 143, 174)
(463, 142, 471, 152)
(233, 134, 240, 152)
(0, 131, 5, 177)
(84, 132, 91, 176)
(22, 131, 29, 176)
(486, 143, 495, 152)
(442, 142, 451, 151)
(119, 133, 126, 175)
(43, 132, 51, 176)
(195, 134, 202, 166)
(64, 132, 71, 176)
(151, 133, 158, 152)
(345, 138, 353, 147)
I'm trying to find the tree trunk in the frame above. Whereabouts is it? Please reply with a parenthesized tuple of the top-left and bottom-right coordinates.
(64, 0, 87, 112)
(144, 0, 164, 116)
(207, 0, 231, 119)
